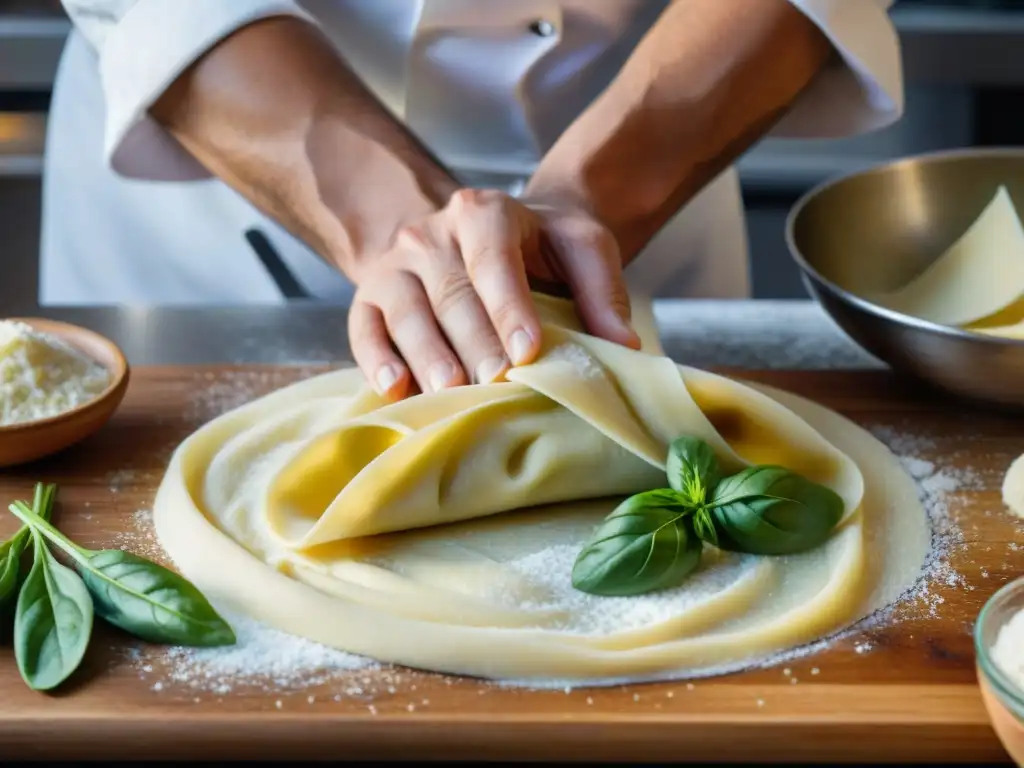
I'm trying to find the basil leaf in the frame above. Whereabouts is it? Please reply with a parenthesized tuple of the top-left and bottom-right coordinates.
(78, 549, 236, 646)
(572, 490, 703, 596)
(14, 531, 94, 691)
(666, 436, 721, 505)
(708, 465, 844, 555)
(8, 500, 235, 647)
(1, 484, 58, 607)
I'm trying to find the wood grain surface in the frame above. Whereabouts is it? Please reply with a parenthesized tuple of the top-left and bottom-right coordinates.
(0, 365, 1021, 763)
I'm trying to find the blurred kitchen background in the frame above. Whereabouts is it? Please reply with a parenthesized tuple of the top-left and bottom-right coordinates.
(1, 0, 1023, 306)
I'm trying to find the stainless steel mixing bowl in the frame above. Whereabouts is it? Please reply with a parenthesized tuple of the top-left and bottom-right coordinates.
(786, 147, 1024, 410)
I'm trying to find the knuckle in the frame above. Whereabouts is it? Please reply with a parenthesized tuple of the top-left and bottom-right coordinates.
(463, 245, 517, 274)
(348, 304, 369, 335)
(488, 298, 522, 334)
(350, 332, 378, 365)
(428, 268, 476, 317)
(581, 225, 617, 254)
(449, 188, 483, 211)
(449, 187, 503, 212)
(381, 272, 428, 329)
(348, 314, 377, 360)
(394, 223, 432, 252)
(351, 286, 374, 309)
(558, 216, 615, 251)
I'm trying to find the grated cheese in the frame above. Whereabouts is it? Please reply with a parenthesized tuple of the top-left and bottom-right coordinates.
(0, 320, 111, 426)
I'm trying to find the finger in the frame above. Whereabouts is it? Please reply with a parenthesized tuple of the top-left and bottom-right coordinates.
(396, 221, 510, 385)
(378, 272, 468, 393)
(547, 220, 641, 349)
(449, 189, 543, 367)
(418, 263, 511, 385)
(348, 297, 412, 400)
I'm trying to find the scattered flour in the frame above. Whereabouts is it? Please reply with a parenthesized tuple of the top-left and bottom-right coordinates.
(653, 302, 882, 371)
(868, 426, 980, 617)
(186, 368, 321, 421)
(111, 509, 163, 560)
(115, 424, 992, 698)
(545, 344, 604, 379)
(128, 608, 375, 696)
(107, 468, 140, 494)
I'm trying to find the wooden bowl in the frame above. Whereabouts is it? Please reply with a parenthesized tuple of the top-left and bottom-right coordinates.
(0, 318, 129, 468)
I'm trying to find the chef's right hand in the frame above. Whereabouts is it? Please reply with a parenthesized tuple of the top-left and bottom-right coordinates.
(346, 189, 637, 400)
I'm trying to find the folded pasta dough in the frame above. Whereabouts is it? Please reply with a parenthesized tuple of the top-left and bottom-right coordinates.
(156, 292, 928, 682)
(211, 294, 864, 550)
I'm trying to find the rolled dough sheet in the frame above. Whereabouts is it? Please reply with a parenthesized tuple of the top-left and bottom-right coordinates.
(152, 295, 929, 684)
(875, 186, 1024, 327)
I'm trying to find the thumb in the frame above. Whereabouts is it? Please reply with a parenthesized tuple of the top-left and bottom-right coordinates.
(545, 220, 641, 349)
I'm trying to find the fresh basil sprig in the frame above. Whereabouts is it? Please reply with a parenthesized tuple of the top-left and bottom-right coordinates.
(4, 483, 236, 693)
(572, 490, 702, 597)
(707, 465, 844, 556)
(666, 436, 720, 506)
(572, 436, 845, 597)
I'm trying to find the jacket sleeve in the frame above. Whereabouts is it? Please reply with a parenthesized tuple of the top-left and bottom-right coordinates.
(61, 0, 314, 179)
(772, 0, 904, 138)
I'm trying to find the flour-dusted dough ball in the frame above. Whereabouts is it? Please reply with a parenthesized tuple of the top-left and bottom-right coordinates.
(1003, 454, 1024, 519)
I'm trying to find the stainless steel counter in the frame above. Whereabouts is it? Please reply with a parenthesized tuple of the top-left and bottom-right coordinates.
(20, 300, 884, 370)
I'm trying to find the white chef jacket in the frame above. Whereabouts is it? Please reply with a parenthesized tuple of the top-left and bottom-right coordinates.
(43, 0, 903, 306)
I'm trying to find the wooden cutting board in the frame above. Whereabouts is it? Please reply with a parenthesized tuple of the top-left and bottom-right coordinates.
(0, 365, 1021, 763)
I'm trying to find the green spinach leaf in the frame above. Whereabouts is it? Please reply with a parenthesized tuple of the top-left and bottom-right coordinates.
(14, 531, 94, 691)
(8, 501, 235, 647)
(0, 533, 28, 606)
(708, 465, 844, 555)
(77, 549, 236, 646)
(0, 484, 57, 607)
(666, 436, 721, 505)
(572, 490, 703, 596)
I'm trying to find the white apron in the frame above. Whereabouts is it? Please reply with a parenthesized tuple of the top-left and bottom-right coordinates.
(41, 0, 902, 306)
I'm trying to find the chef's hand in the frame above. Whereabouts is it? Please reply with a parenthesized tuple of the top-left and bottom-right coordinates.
(347, 189, 640, 400)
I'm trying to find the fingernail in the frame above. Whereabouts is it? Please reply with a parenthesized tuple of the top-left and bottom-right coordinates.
(613, 311, 641, 348)
(375, 364, 400, 394)
(428, 361, 457, 392)
(508, 328, 534, 366)
(474, 355, 508, 385)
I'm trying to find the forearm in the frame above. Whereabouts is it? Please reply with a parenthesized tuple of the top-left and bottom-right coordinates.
(150, 16, 459, 276)
(525, 0, 833, 261)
